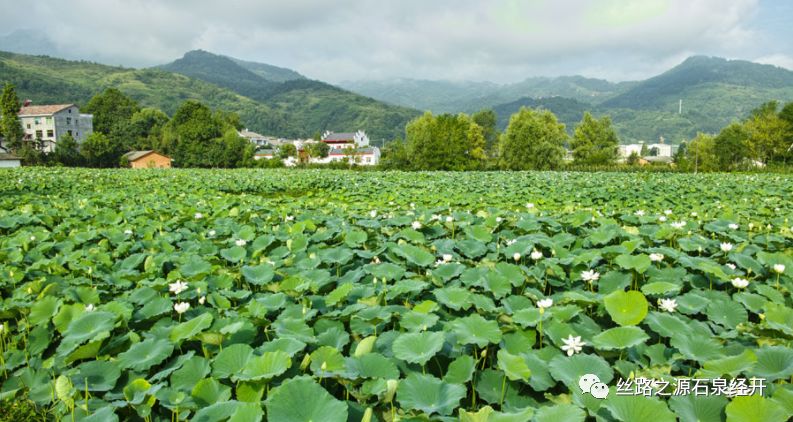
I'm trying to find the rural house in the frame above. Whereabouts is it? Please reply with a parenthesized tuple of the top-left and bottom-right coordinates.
(17, 103, 93, 152)
(319, 130, 380, 165)
(0, 152, 21, 168)
(123, 151, 172, 168)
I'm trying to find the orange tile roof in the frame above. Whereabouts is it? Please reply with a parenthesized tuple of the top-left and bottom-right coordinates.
(18, 104, 74, 116)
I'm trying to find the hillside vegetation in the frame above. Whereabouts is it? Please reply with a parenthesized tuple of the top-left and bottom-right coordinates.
(344, 56, 793, 143)
(0, 50, 418, 140)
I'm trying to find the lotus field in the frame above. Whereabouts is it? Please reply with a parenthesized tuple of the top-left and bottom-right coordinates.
(1, 168, 792, 422)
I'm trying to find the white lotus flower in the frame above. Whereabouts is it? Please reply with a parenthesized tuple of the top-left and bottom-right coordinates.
(431, 214, 441, 221)
(561, 335, 585, 356)
(664, 209, 673, 216)
(194, 212, 203, 220)
(658, 298, 677, 313)
(169, 280, 188, 295)
(208, 230, 216, 237)
(412, 221, 422, 230)
(369, 210, 377, 218)
(446, 216, 454, 223)
(513, 252, 521, 262)
(531, 250, 543, 260)
(748, 223, 754, 230)
(410, 203, 415, 209)
(235, 239, 247, 247)
(124, 229, 133, 235)
(720, 242, 733, 252)
(496, 217, 503, 223)
(726, 263, 736, 270)
(442, 254, 453, 263)
(526, 203, 535, 209)
(0, 323, 3, 333)
(85, 304, 95, 312)
(731, 277, 749, 289)
(658, 216, 667, 222)
(174, 302, 190, 314)
(506, 239, 517, 246)
(728, 223, 739, 230)
(537, 298, 553, 310)
(581, 270, 600, 283)
(634, 210, 645, 216)
(773, 264, 785, 274)
(670, 221, 686, 229)
(373, 256, 381, 264)
(690, 211, 698, 217)
(199, 296, 206, 305)
(30, 235, 36, 241)
(649, 253, 664, 262)
(285, 215, 294, 222)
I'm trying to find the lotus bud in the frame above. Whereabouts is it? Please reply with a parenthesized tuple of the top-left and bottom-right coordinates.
(480, 349, 487, 359)
(385, 379, 399, 402)
(300, 354, 311, 370)
(320, 361, 327, 371)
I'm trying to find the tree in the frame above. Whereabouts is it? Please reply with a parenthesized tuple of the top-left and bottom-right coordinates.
(684, 133, 718, 172)
(713, 122, 749, 170)
(640, 143, 648, 157)
(278, 144, 297, 159)
(744, 103, 791, 165)
(81, 133, 117, 168)
(380, 138, 410, 170)
(0, 83, 25, 152)
(162, 100, 241, 167)
(471, 109, 498, 155)
(626, 152, 640, 166)
(403, 112, 486, 171)
(306, 141, 330, 159)
(51, 133, 84, 166)
(82, 88, 140, 135)
(497, 107, 567, 170)
(673, 141, 688, 166)
(129, 108, 169, 150)
(570, 112, 619, 165)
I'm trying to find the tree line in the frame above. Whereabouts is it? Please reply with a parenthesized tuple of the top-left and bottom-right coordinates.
(381, 102, 793, 171)
(3, 81, 791, 171)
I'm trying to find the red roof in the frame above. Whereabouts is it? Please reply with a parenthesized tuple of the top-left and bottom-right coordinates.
(19, 104, 74, 116)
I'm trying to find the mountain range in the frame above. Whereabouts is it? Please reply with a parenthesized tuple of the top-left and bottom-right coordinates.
(2, 34, 793, 144)
(342, 56, 793, 142)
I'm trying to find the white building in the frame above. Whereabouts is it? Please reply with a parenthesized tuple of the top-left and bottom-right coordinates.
(17, 104, 93, 153)
(619, 142, 674, 161)
(319, 130, 379, 165)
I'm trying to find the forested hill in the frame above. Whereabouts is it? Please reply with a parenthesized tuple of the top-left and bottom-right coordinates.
(0, 50, 419, 140)
(158, 50, 420, 141)
(343, 56, 793, 143)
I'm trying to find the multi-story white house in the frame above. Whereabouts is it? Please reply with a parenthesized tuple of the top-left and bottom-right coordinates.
(319, 130, 379, 165)
(17, 103, 93, 152)
(619, 141, 675, 162)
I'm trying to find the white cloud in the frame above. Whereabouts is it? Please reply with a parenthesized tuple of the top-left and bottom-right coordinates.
(754, 54, 793, 71)
(0, 0, 777, 82)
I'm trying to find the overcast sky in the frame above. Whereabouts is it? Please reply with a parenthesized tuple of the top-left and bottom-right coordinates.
(1, 0, 791, 83)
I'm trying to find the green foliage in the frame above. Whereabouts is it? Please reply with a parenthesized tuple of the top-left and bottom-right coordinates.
(82, 88, 140, 135)
(278, 143, 297, 159)
(160, 100, 250, 168)
(570, 112, 619, 165)
(713, 122, 749, 170)
(0, 168, 792, 420)
(404, 112, 486, 170)
(498, 107, 567, 170)
(471, 109, 498, 153)
(51, 132, 84, 167)
(305, 141, 329, 159)
(0, 83, 24, 151)
(80, 132, 118, 168)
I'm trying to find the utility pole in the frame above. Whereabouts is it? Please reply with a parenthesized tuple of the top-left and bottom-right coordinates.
(679, 99, 682, 115)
